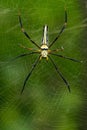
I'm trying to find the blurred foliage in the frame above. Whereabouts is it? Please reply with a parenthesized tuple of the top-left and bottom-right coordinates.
(0, 0, 87, 130)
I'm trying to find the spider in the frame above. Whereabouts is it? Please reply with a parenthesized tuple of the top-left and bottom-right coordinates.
(15, 10, 82, 94)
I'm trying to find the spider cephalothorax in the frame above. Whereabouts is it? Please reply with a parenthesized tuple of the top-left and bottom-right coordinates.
(15, 10, 82, 94)
(41, 45, 48, 59)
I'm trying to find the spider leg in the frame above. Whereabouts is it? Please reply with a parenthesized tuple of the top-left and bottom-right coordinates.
(18, 44, 38, 51)
(21, 55, 40, 94)
(48, 56, 70, 92)
(49, 46, 64, 53)
(49, 9, 67, 48)
(11, 52, 39, 61)
(50, 53, 83, 63)
(18, 13, 40, 49)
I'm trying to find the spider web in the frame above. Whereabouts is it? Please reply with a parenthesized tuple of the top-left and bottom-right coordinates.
(0, 0, 87, 130)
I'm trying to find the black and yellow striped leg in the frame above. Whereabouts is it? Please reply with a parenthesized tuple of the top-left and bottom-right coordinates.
(49, 56, 70, 92)
(18, 14, 40, 49)
(50, 53, 83, 63)
(49, 9, 67, 48)
(21, 55, 40, 94)
(11, 52, 38, 61)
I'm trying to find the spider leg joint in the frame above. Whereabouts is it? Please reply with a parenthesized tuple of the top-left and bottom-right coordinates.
(21, 28, 25, 32)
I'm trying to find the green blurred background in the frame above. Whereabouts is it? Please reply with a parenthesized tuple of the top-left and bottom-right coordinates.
(0, 0, 87, 130)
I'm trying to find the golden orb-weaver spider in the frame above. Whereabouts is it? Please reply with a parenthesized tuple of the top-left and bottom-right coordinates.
(14, 10, 82, 94)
